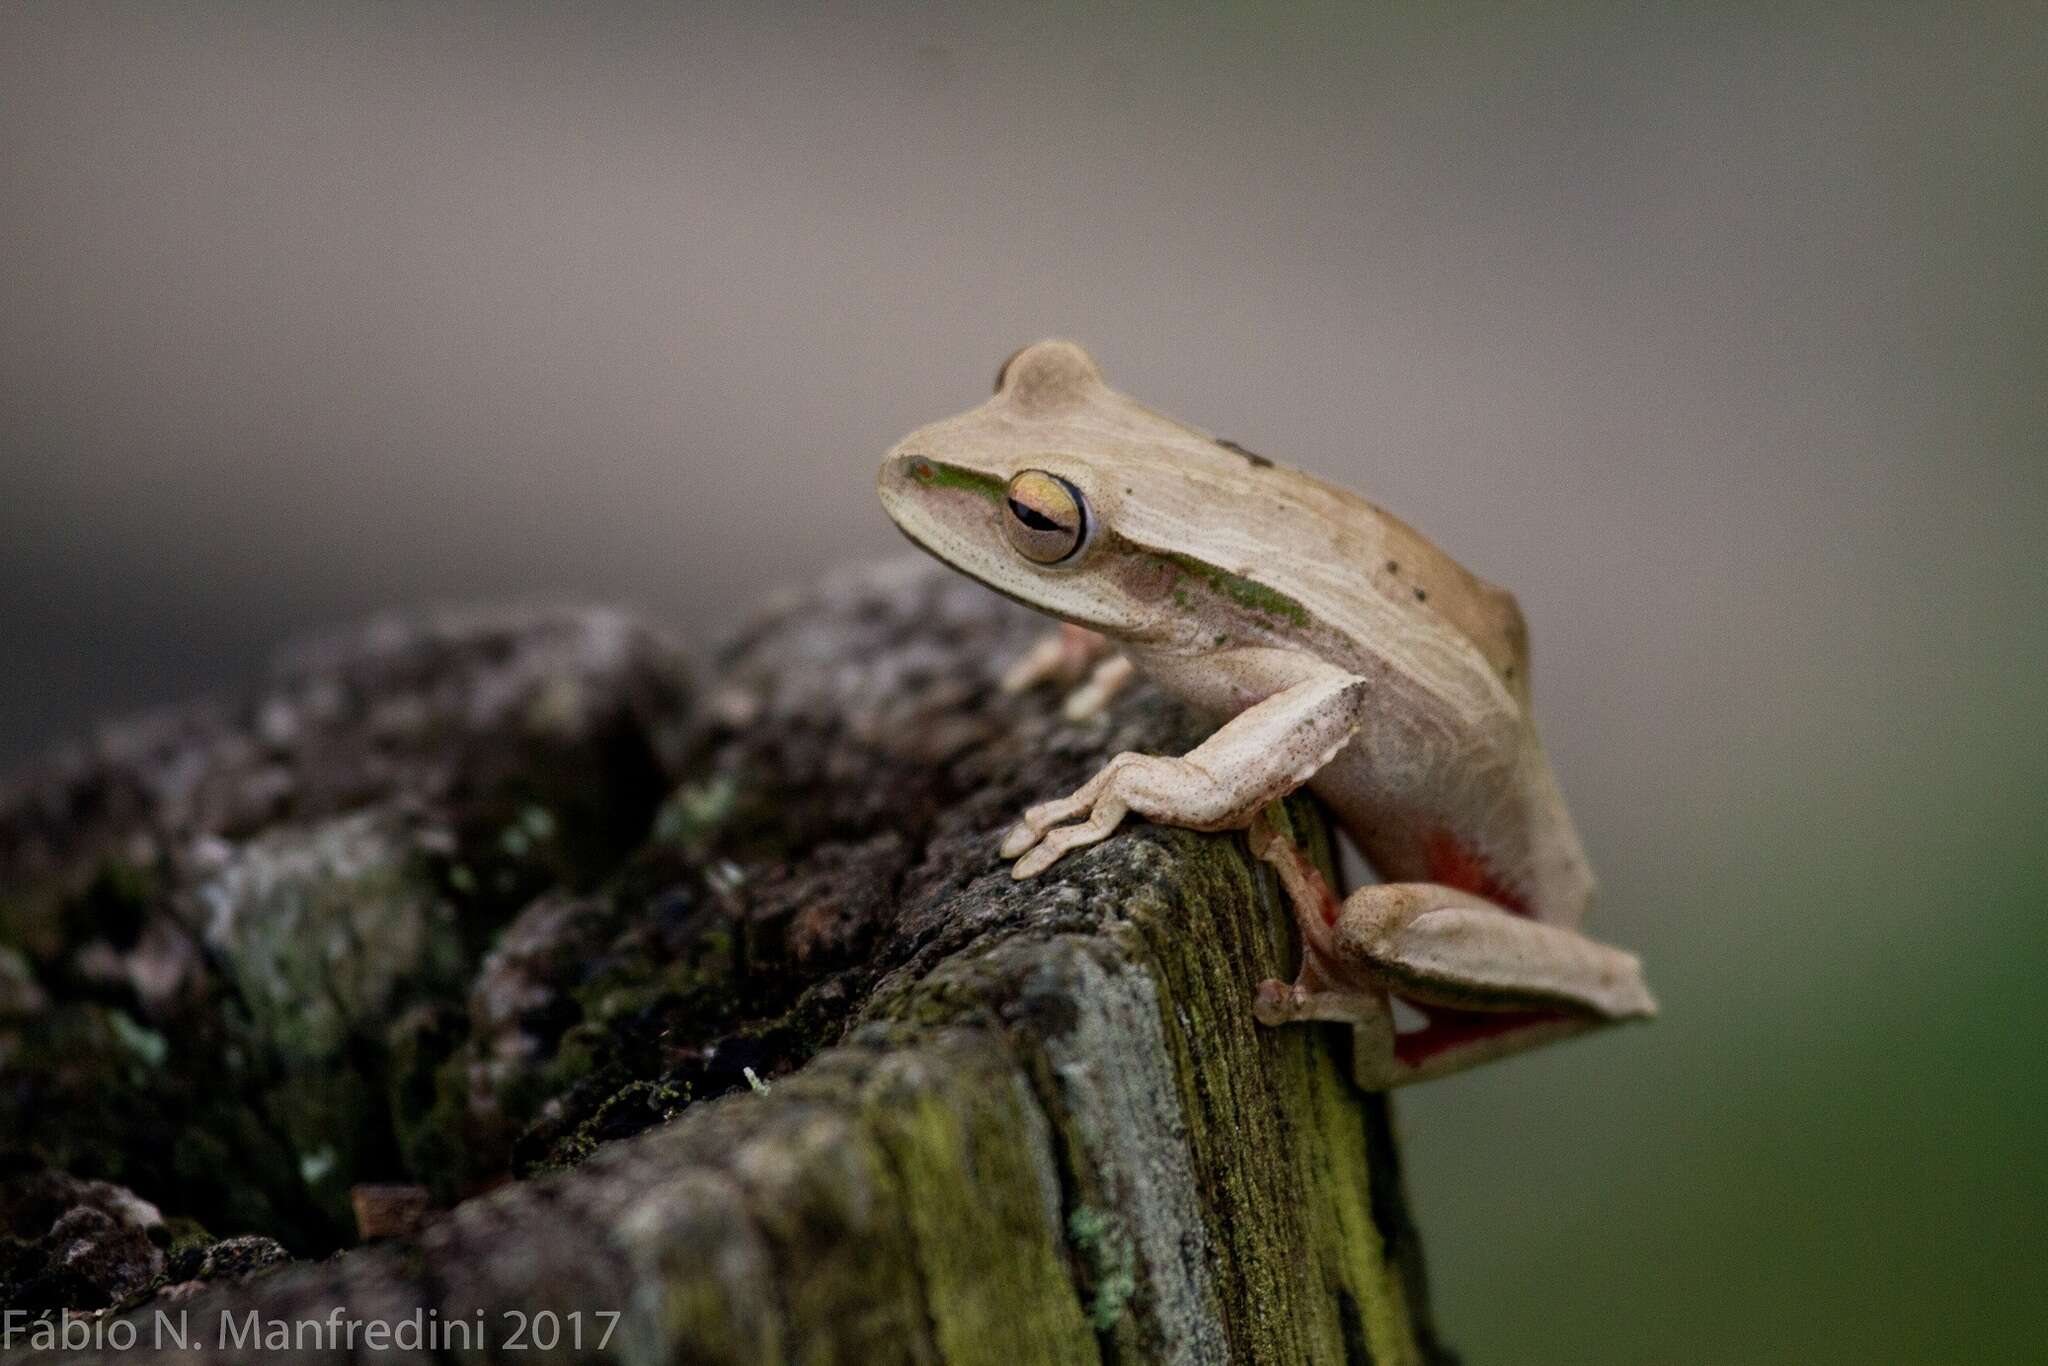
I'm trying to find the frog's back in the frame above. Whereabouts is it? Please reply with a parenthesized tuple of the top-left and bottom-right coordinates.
(1134, 431, 1534, 711)
(1213, 461, 1596, 924)
(972, 339, 1535, 703)
(1112, 429, 1595, 922)
(1347, 491, 1532, 708)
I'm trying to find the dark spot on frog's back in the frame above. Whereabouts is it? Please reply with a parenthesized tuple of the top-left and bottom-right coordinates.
(1216, 438, 1273, 469)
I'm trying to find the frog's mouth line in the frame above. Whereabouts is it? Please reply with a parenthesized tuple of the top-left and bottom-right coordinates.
(883, 515, 1096, 625)
(882, 457, 1317, 656)
(881, 459, 1135, 639)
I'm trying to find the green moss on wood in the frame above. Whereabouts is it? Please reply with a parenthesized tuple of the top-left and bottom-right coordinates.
(860, 1036, 1099, 1365)
(855, 804, 1448, 1365)
(0, 568, 1452, 1359)
(1102, 809, 1439, 1364)
(715, 1078, 935, 1364)
(1065, 1206, 1136, 1333)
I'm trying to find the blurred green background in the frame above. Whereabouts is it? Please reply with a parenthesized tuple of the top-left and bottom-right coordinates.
(2, 3, 2042, 1361)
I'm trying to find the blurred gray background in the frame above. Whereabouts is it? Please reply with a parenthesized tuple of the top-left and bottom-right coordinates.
(3, 3, 2043, 1361)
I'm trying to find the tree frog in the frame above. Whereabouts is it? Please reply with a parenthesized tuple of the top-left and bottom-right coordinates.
(877, 341, 1654, 1088)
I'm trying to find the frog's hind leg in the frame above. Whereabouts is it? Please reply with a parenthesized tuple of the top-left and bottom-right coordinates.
(1246, 812, 1385, 1025)
(1246, 816, 1655, 1089)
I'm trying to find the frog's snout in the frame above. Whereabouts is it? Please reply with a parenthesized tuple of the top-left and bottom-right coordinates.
(876, 451, 950, 551)
(875, 451, 924, 525)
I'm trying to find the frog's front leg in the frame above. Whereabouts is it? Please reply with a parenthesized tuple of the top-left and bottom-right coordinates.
(1001, 623, 1110, 693)
(999, 656, 1369, 878)
(1059, 654, 1136, 722)
(1247, 821, 1655, 1088)
(1000, 624, 1136, 721)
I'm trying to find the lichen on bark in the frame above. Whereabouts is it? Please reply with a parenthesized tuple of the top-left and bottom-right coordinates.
(0, 561, 1455, 1363)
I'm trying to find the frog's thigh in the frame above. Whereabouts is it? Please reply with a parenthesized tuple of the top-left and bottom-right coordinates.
(1004, 659, 1369, 877)
(1335, 883, 1656, 1088)
(1336, 886, 1657, 1021)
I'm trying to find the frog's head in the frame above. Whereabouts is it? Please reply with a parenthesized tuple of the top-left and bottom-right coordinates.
(878, 340, 1191, 641)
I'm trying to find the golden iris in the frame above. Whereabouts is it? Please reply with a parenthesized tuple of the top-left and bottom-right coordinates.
(1002, 470, 1087, 564)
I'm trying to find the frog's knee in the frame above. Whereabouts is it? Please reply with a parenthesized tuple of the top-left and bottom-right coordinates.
(1331, 885, 1432, 963)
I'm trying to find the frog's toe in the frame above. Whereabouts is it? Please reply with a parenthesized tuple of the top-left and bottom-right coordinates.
(1001, 624, 1109, 695)
(1010, 799, 1129, 878)
(1000, 633, 1069, 694)
(1253, 978, 1302, 1026)
(999, 820, 1043, 859)
(1060, 654, 1135, 722)
(1003, 791, 1093, 855)
(1001, 756, 1137, 869)
(1011, 846, 1057, 878)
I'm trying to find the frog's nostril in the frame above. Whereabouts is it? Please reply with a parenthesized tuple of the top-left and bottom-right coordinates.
(878, 455, 932, 513)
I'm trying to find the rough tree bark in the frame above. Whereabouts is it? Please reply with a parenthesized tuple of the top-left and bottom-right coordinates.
(0, 560, 1455, 1365)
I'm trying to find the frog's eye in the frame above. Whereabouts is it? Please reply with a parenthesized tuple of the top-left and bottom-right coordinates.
(1002, 470, 1088, 564)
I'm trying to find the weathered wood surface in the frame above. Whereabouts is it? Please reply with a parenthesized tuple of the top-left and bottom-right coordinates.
(0, 560, 1453, 1364)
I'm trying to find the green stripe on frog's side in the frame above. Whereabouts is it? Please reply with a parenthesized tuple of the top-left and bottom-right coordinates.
(1160, 551, 1311, 628)
(907, 458, 1005, 503)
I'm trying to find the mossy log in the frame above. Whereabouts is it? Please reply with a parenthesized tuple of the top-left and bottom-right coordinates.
(0, 560, 1453, 1364)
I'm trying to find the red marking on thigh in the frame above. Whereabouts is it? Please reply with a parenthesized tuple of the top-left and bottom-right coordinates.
(1392, 1002, 1570, 1066)
(1423, 829, 1532, 918)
